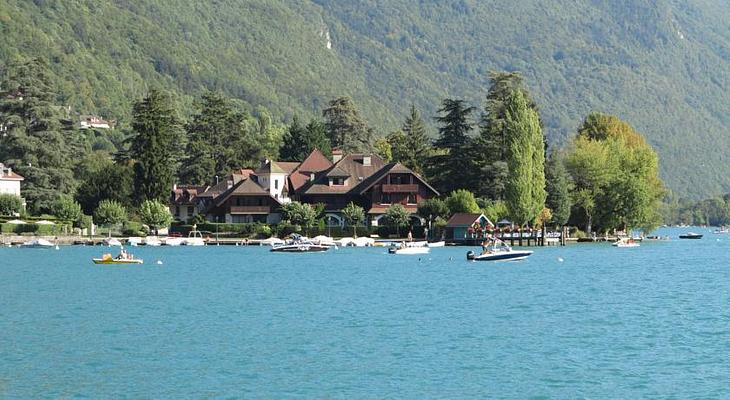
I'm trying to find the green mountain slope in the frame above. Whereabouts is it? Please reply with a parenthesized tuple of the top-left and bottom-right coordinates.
(1, 0, 728, 198)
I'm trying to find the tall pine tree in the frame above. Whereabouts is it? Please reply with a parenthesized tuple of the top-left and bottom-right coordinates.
(426, 99, 475, 194)
(0, 57, 79, 213)
(130, 90, 182, 204)
(400, 104, 431, 174)
(322, 97, 373, 153)
(279, 117, 332, 161)
(545, 150, 572, 227)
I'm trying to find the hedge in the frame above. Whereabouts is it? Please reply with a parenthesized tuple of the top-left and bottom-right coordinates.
(0, 223, 70, 235)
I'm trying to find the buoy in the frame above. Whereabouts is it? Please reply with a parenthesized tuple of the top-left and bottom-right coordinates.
(156, 260, 163, 265)
(55, 245, 60, 250)
(557, 257, 564, 262)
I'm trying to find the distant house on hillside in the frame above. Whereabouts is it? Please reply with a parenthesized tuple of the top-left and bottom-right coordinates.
(170, 149, 439, 227)
(0, 163, 25, 210)
(79, 115, 115, 130)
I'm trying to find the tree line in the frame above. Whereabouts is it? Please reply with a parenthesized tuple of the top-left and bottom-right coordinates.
(0, 58, 666, 234)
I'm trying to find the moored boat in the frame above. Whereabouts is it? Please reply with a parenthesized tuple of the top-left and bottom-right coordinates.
(164, 237, 183, 246)
(466, 238, 532, 261)
(103, 237, 122, 246)
(21, 238, 55, 249)
(183, 230, 206, 246)
(612, 237, 640, 248)
(679, 232, 703, 239)
(271, 235, 329, 253)
(144, 236, 162, 246)
(426, 241, 446, 247)
(388, 246, 430, 255)
(127, 237, 143, 246)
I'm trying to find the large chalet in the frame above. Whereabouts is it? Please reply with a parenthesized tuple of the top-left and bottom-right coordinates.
(171, 149, 439, 227)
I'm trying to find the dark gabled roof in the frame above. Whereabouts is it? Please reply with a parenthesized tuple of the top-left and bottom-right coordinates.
(214, 178, 279, 207)
(171, 185, 209, 204)
(326, 166, 350, 177)
(446, 213, 492, 227)
(354, 162, 440, 196)
(300, 153, 385, 195)
(196, 173, 248, 198)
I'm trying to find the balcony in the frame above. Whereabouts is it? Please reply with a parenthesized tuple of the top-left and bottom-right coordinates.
(230, 206, 270, 214)
(381, 184, 419, 193)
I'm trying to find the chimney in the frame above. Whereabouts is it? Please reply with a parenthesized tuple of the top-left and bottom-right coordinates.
(310, 172, 315, 181)
(332, 148, 343, 163)
(363, 156, 371, 166)
(227, 180, 233, 189)
(173, 183, 177, 190)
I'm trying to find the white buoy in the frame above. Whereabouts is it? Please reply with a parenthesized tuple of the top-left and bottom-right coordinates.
(156, 260, 163, 265)
(55, 245, 60, 250)
(557, 257, 564, 262)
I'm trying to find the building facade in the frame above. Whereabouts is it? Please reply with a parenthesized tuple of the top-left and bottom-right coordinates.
(171, 149, 439, 226)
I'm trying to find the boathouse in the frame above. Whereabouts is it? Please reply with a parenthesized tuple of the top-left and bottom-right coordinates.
(445, 213, 494, 244)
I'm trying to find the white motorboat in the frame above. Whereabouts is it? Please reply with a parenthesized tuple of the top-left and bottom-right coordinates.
(271, 235, 329, 253)
(183, 230, 206, 246)
(466, 238, 532, 261)
(144, 236, 162, 246)
(103, 237, 122, 247)
(260, 237, 285, 246)
(164, 237, 183, 246)
(426, 241, 446, 247)
(406, 240, 428, 248)
(22, 238, 55, 249)
(127, 237, 143, 246)
(388, 243, 430, 255)
(311, 235, 337, 247)
(612, 237, 640, 248)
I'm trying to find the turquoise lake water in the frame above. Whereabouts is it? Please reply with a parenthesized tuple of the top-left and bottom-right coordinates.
(1, 228, 729, 398)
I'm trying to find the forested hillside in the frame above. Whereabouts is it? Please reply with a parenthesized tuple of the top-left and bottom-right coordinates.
(0, 0, 728, 198)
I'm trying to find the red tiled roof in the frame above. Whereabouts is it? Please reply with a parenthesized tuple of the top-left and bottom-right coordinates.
(0, 171, 24, 180)
(296, 149, 332, 172)
(171, 185, 208, 204)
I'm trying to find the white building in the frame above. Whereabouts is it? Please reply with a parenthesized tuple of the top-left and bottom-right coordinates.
(0, 163, 23, 197)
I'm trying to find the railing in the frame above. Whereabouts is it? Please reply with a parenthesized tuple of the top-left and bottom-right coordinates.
(381, 184, 418, 193)
(229, 206, 270, 214)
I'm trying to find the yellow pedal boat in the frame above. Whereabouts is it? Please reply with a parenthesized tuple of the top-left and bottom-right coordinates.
(93, 253, 143, 264)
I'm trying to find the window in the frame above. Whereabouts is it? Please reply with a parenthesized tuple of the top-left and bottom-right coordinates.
(407, 194, 417, 204)
(274, 179, 279, 190)
(381, 194, 391, 204)
(331, 177, 345, 186)
(187, 206, 194, 214)
(174, 206, 180, 216)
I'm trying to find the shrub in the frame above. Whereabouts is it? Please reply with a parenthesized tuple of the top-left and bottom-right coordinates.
(0, 194, 23, 216)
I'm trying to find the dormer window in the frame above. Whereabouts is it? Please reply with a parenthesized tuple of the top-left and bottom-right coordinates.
(330, 177, 345, 186)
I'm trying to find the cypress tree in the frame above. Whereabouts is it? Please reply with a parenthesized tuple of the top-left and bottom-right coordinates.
(504, 90, 546, 226)
(130, 90, 182, 204)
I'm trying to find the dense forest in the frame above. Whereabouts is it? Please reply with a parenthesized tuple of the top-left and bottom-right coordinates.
(0, 0, 728, 199)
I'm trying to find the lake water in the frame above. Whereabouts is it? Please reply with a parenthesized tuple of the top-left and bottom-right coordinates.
(1, 228, 729, 398)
